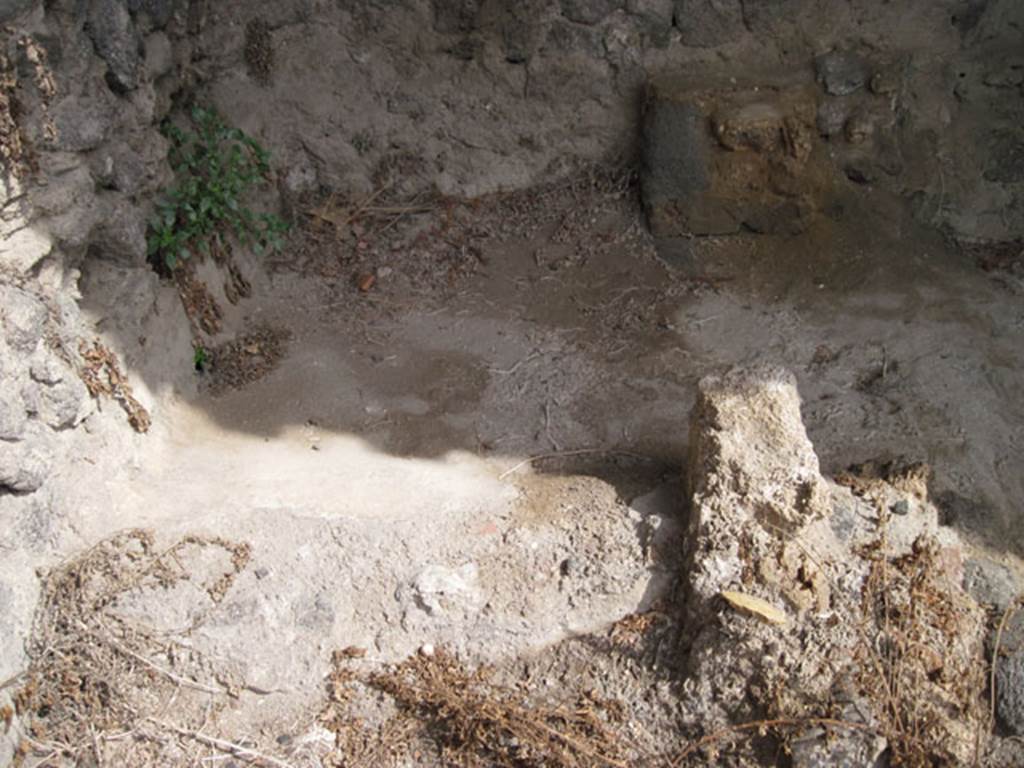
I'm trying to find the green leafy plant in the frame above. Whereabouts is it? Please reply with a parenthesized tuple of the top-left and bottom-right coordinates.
(193, 344, 209, 372)
(147, 107, 289, 271)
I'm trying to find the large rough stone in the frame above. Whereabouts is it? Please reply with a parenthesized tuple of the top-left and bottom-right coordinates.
(681, 365, 985, 761)
(0, 435, 52, 493)
(640, 89, 712, 232)
(91, 199, 148, 265)
(499, 4, 540, 63)
(0, 384, 27, 441)
(143, 30, 173, 79)
(790, 707, 887, 767)
(27, 376, 89, 430)
(684, 366, 832, 616)
(626, 0, 674, 46)
(29, 349, 65, 385)
(673, 0, 744, 47)
(127, 0, 179, 29)
(997, 612, 1024, 736)
(30, 165, 104, 250)
(964, 556, 1020, 611)
(688, 365, 828, 529)
(814, 50, 869, 96)
(95, 135, 170, 197)
(560, 0, 622, 25)
(0, 227, 55, 275)
(0, 285, 48, 353)
(641, 80, 829, 237)
(741, 0, 813, 35)
(680, 365, 838, 728)
(86, 0, 142, 93)
(50, 93, 118, 152)
(407, 562, 483, 616)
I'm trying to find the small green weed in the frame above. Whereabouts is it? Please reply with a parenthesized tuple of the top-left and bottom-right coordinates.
(147, 107, 289, 271)
(193, 344, 209, 372)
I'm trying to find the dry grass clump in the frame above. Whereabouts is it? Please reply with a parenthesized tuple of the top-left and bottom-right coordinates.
(670, 527, 989, 766)
(78, 339, 152, 432)
(322, 648, 631, 768)
(244, 18, 274, 86)
(855, 534, 988, 766)
(12, 530, 251, 766)
(0, 32, 56, 178)
(173, 261, 224, 336)
(205, 323, 292, 395)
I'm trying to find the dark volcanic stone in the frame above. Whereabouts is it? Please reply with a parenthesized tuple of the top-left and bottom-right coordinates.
(814, 50, 869, 96)
(673, 0, 744, 48)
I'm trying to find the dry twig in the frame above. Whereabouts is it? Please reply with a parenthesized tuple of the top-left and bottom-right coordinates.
(671, 716, 874, 766)
(324, 649, 631, 768)
(149, 719, 297, 768)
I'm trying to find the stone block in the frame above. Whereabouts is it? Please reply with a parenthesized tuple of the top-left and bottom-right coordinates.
(688, 364, 828, 527)
(641, 78, 830, 237)
(86, 0, 142, 93)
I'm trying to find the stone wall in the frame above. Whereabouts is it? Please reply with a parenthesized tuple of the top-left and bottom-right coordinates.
(2, 0, 1022, 296)
(0, 7, 195, 762)
(0, 0, 195, 501)
(191, 0, 1024, 241)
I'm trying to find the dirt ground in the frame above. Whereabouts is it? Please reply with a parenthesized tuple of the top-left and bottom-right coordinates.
(12, 171, 1006, 765)
(157, 172, 1024, 555)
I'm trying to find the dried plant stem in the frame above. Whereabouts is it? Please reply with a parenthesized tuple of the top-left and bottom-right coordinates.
(149, 719, 296, 768)
(101, 635, 224, 696)
(670, 717, 874, 766)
